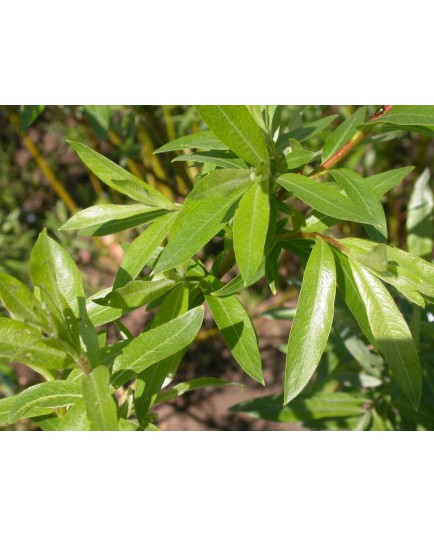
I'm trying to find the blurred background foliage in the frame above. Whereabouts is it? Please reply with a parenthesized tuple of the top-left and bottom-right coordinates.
(0, 105, 433, 430)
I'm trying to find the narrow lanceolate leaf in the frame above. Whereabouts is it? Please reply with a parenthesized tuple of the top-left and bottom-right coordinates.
(233, 182, 270, 285)
(57, 400, 92, 431)
(153, 197, 237, 274)
(68, 141, 173, 208)
(407, 168, 433, 258)
(285, 149, 316, 170)
(365, 166, 414, 197)
(331, 168, 387, 241)
(154, 130, 228, 153)
(112, 307, 204, 385)
(277, 174, 378, 225)
(59, 204, 168, 236)
(348, 259, 422, 408)
(0, 318, 72, 370)
(155, 378, 242, 404)
(0, 272, 53, 333)
(81, 366, 119, 431)
(284, 240, 336, 405)
(0, 396, 17, 426)
(94, 278, 176, 309)
(188, 168, 253, 200)
(322, 107, 366, 162)
(113, 212, 176, 289)
(19, 105, 45, 132)
(9, 381, 82, 422)
(230, 392, 368, 423)
(367, 106, 434, 128)
(206, 292, 264, 385)
(173, 151, 247, 169)
(196, 105, 270, 167)
(134, 284, 190, 422)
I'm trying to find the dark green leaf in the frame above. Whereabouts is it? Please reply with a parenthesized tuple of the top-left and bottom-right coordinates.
(68, 141, 173, 208)
(277, 174, 378, 225)
(82, 105, 111, 139)
(365, 166, 414, 197)
(81, 366, 119, 431)
(322, 107, 366, 162)
(154, 130, 228, 153)
(284, 240, 336, 404)
(173, 151, 247, 169)
(230, 392, 368, 422)
(19, 105, 45, 132)
(285, 149, 316, 169)
(233, 181, 270, 285)
(196, 105, 270, 167)
(206, 289, 264, 385)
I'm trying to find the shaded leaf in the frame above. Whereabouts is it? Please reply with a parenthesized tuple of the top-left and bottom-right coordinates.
(155, 377, 242, 404)
(19, 105, 45, 132)
(407, 168, 433, 258)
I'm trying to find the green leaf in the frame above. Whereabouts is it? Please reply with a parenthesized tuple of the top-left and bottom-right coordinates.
(196, 105, 270, 167)
(19, 105, 45, 132)
(82, 105, 111, 139)
(0, 272, 53, 333)
(322, 107, 366, 162)
(233, 181, 270, 285)
(0, 396, 16, 425)
(351, 244, 388, 272)
(68, 141, 173, 208)
(155, 377, 242, 404)
(57, 400, 92, 431)
(0, 318, 72, 370)
(331, 168, 387, 241)
(284, 240, 336, 404)
(188, 168, 253, 201)
(113, 212, 176, 289)
(277, 174, 378, 225)
(230, 392, 368, 422)
(153, 197, 237, 274)
(348, 259, 422, 408)
(86, 288, 131, 327)
(154, 130, 228, 153)
(173, 151, 247, 169)
(407, 168, 433, 258)
(59, 204, 169, 236)
(205, 289, 264, 385)
(367, 105, 434, 128)
(285, 149, 316, 170)
(134, 284, 190, 421)
(9, 381, 82, 422)
(94, 278, 177, 309)
(81, 366, 119, 431)
(112, 307, 204, 385)
(278, 114, 338, 146)
(365, 166, 414, 197)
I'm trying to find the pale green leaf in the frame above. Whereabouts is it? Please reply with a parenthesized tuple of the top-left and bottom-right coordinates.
(331, 168, 387, 241)
(407, 168, 433, 258)
(112, 307, 204, 385)
(153, 197, 237, 274)
(188, 168, 253, 201)
(113, 212, 176, 289)
(81, 366, 119, 431)
(57, 400, 92, 431)
(233, 181, 270, 284)
(154, 130, 228, 153)
(9, 381, 82, 422)
(284, 240, 336, 404)
(196, 105, 270, 167)
(68, 141, 173, 208)
(348, 259, 422, 408)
